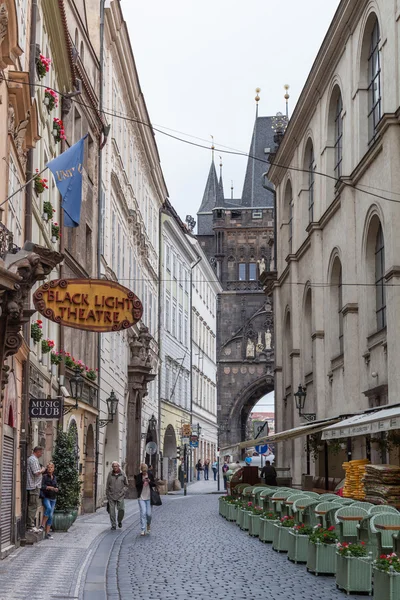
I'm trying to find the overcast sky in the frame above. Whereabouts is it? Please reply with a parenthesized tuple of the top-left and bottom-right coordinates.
(123, 0, 340, 222)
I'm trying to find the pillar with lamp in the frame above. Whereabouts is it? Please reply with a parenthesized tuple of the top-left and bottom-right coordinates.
(98, 391, 119, 428)
(293, 384, 316, 422)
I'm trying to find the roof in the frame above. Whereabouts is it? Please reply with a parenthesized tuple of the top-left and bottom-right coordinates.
(198, 160, 223, 213)
(241, 116, 275, 208)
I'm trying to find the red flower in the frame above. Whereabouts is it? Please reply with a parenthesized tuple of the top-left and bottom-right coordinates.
(328, 526, 335, 531)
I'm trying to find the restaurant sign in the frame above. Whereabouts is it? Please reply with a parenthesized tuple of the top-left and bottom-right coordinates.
(29, 397, 63, 420)
(33, 279, 143, 332)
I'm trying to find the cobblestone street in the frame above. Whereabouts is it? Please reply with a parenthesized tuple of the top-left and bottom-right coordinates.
(0, 482, 366, 600)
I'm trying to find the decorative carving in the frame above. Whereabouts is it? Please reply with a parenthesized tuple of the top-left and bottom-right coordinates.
(0, 3, 8, 47)
(8, 104, 15, 135)
(13, 112, 30, 168)
(246, 338, 255, 359)
(258, 257, 266, 275)
(265, 329, 272, 350)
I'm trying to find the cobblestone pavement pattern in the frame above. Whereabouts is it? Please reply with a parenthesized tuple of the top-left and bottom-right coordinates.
(0, 481, 366, 600)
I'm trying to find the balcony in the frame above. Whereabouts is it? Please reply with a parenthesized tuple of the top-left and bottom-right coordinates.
(226, 280, 263, 292)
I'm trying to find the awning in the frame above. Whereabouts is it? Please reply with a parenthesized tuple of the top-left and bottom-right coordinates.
(239, 417, 343, 449)
(219, 444, 240, 455)
(322, 405, 400, 440)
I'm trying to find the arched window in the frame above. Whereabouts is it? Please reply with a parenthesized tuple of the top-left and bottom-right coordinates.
(338, 265, 343, 353)
(303, 289, 313, 374)
(284, 311, 291, 390)
(368, 18, 381, 143)
(334, 94, 343, 180)
(375, 223, 386, 329)
(283, 180, 293, 255)
(74, 28, 79, 50)
(80, 41, 85, 64)
(304, 140, 315, 223)
(330, 257, 343, 356)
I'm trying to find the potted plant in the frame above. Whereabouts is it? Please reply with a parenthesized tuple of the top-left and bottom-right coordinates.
(52, 118, 66, 143)
(288, 523, 314, 564)
(373, 553, 400, 600)
(51, 222, 60, 242)
(64, 353, 75, 369)
(34, 170, 48, 195)
(227, 498, 240, 522)
(36, 53, 51, 79)
(41, 339, 55, 354)
(42, 200, 55, 222)
(335, 542, 373, 594)
(85, 367, 97, 382)
(248, 505, 263, 537)
(307, 525, 338, 575)
(272, 516, 295, 552)
(52, 428, 82, 532)
(241, 501, 253, 531)
(44, 88, 58, 111)
(31, 320, 43, 342)
(259, 511, 280, 543)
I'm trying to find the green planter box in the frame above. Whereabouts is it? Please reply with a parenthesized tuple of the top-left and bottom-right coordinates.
(248, 514, 261, 537)
(228, 504, 238, 522)
(261, 518, 280, 543)
(307, 541, 337, 576)
(272, 524, 291, 552)
(373, 567, 400, 600)
(335, 554, 372, 595)
(219, 497, 224, 516)
(241, 510, 251, 531)
(287, 530, 309, 564)
(236, 507, 244, 527)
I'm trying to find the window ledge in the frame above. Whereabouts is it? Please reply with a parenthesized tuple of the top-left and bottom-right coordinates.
(331, 353, 344, 372)
(367, 327, 387, 351)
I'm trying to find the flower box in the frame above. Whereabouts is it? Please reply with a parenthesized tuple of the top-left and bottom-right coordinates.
(260, 518, 280, 543)
(307, 541, 337, 576)
(335, 553, 372, 594)
(248, 514, 261, 537)
(241, 510, 251, 531)
(227, 503, 237, 522)
(288, 530, 310, 564)
(236, 507, 244, 528)
(272, 524, 291, 552)
(373, 567, 400, 600)
(218, 497, 225, 516)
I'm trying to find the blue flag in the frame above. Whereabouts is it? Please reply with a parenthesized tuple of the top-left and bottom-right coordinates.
(47, 135, 88, 228)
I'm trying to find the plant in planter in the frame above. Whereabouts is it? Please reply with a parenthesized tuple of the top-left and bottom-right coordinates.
(52, 118, 66, 143)
(42, 200, 55, 222)
(51, 350, 63, 366)
(335, 542, 372, 594)
(51, 222, 60, 242)
(41, 338, 55, 354)
(373, 554, 400, 600)
(37, 54, 51, 79)
(52, 427, 82, 532)
(307, 525, 338, 575)
(31, 320, 43, 342)
(288, 524, 314, 564)
(259, 511, 280, 543)
(85, 367, 97, 381)
(34, 169, 48, 195)
(64, 353, 75, 368)
(272, 516, 295, 552)
(248, 505, 264, 537)
(44, 88, 58, 111)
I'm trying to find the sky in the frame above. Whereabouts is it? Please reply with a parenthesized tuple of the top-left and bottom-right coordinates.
(123, 0, 340, 222)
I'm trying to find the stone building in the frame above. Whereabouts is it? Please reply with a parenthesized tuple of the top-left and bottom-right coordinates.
(269, 0, 400, 486)
(196, 111, 276, 452)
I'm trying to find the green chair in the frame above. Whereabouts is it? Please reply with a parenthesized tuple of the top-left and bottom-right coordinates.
(271, 490, 294, 516)
(284, 494, 312, 518)
(242, 486, 255, 503)
(232, 483, 247, 498)
(357, 506, 399, 556)
(251, 486, 271, 505)
(299, 491, 320, 498)
(292, 497, 319, 525)
(369, 505, 399, 516)
(370, 513, 400, 556)
(334, 506, 369, 543)
(314, 501, 342, 529)
(350, 501, 375, 511)
(338, 498, 356, 505)
(259, 488, 277, 512)
(319, 493, 340, 501)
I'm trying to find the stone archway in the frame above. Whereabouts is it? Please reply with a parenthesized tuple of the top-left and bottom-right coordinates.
(83, 424, 95, 513)
(163, 425, 177, 490)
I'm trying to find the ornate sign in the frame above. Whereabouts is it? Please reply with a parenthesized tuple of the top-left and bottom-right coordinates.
(29, 397, 63, 420)
(33, 279, 143, 332)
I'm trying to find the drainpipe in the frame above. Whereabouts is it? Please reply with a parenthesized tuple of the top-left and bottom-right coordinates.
(20, 0, 38, 544)
(189, 254, 201, 487)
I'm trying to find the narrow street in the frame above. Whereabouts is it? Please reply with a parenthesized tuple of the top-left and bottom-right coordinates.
(1, 482, 363, 600)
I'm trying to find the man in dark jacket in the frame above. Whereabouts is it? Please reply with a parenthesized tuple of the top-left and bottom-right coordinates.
(106, 461, 128, 530)
(260, 460, 277, 486)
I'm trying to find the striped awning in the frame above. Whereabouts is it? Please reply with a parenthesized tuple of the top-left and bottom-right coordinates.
(321, 405, 400, 440)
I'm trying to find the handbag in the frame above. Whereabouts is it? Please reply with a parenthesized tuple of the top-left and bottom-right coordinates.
(150, 487, 162, 506)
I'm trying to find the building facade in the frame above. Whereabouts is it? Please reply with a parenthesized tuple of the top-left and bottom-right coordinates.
(269, 0, 400, 485)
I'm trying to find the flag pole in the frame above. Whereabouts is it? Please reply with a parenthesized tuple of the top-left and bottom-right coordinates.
(0, 166, 48, 209)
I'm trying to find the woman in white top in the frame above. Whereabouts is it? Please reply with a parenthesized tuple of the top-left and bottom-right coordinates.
(134, 463, 156, 536)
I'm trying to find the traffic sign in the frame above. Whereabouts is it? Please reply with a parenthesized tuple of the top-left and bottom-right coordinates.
(182, 423, 191, 436)
(190, 434, 198, 448)
(245, 456, 252, 464)
(145, 441, 158, 455)
(255, 444, 269, 455)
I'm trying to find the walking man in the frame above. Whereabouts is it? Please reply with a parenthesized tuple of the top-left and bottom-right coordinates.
(26, 446, 46, 531)
(106, 461, 128, 530)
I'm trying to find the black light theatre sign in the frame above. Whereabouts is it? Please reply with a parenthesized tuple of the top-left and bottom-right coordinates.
(29, 397, 63, 420)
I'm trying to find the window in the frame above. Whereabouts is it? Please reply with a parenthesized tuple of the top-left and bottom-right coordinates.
(231, 210, 241, 220)
(178, 309, 183, 343)
(334, 94, 343, 180)
(166, 244, 171, 272)
(252, 210, 262, 219)
(165, 363, 170, 400)
(172, 254, 176, 280)
(184, 270, 189, 294)
(368, 19, 381, 143)
(172, 301, 177, 337)
(111, 211, 116, 269)
(238, 263, 246, 281)
(375, 224, 386, 329)
(249, 263, 257, 281)
(165, 294, 170, 332)
(7, 158, 23, 246)
(184, 315, 188, 347)
(179, 262, 182, 287)
(338, 265, 343, 354)
(308, 145, 315, 223)
(288, 200, 293, 253)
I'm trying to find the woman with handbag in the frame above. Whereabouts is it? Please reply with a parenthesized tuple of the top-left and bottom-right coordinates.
(135, 463, 157, 536)
(40, 462, 58, 539)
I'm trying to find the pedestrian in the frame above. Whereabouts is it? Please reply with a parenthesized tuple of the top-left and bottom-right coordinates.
(135, 463, 156, 536)
(106, 461, 128, 530)
(196, 459, 203, 481)
(222, 461, 229, 491)
(212, 459, 218, 481)
(40, 462, 58, 539)
(260, 460, 277, 486)
(26, 446, 46, 532)
(204, 459, 210, 481)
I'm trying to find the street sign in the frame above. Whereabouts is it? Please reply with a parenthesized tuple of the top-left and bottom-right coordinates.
(190, 434, 198, 448)
(182, 437, 190, 445)
(255, 444, 269, 455)
(145, 441, 158, 455)
(29, 397, 63, 420)
(182, 423, 191, 436)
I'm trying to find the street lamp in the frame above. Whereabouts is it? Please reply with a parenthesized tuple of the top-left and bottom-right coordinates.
(99, 390, 119, 428)
(294, 384, 316, 422)
(70, 367, 84, 404)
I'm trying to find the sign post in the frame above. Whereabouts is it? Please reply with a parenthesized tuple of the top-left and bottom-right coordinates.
(181, 424, 191, 496)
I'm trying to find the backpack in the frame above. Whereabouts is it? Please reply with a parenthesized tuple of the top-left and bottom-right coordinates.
(222, 464, 229, 473)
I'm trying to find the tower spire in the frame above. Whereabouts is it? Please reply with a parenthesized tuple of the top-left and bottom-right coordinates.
(284, 84, 290, 118)
(255, 87, 261, 118)
(211, 135, 215, 162)
(219, 156, 223, 179)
